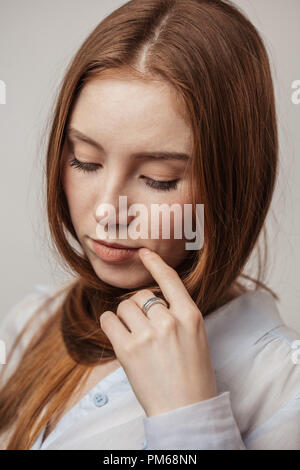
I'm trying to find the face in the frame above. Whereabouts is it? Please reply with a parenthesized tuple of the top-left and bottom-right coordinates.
(62, 74, 194, 289)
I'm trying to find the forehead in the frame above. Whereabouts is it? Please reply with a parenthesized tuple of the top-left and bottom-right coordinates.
(70, 77, 192, 153)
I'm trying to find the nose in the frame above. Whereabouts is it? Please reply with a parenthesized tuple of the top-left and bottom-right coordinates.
(93, 173, 135, 234)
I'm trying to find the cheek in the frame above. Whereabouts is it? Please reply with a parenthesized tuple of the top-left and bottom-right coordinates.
(63, 170, 91, 224)
(141, 191, 190, 241)
(155, 235, 187, 269)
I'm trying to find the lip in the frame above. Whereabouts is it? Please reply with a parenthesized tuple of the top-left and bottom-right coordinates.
(90, 238, 139, 263)
(92, 239, 138, 250)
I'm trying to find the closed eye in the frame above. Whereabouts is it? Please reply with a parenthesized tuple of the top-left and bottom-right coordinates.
(69, 155, 179, 191)
(69, 155, 100, 173)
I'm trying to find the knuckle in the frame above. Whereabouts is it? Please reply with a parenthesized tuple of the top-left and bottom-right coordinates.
(120, 337, 139, 355)
(188, 315, 201, 330)
(140, 330, 155, 344)
(140, 289, 154, 298)
(130, 289, 153, 300)
(132, 289, 154, 303)
(116, 299, 131, 316)
(121, 343, 135, 356)
(159, 315, 177, 334)
(134, 330, 154, 348)
(99, 311, 109, 325)
(183, 305, 202, 328)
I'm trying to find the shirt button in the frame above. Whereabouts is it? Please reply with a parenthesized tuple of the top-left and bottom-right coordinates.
(93, 392, 108, 407)
(141, 439, 147, 450)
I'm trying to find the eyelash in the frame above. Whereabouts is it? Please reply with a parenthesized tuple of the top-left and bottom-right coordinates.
(68, 156, 179, 191)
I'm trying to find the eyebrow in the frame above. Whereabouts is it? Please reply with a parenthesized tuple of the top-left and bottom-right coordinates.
(66, 127, 190, 162)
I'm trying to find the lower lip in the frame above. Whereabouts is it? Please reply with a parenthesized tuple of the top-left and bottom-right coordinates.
(91, 239, 139, 263)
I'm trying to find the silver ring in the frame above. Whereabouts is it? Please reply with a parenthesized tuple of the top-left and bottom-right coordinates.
(142, 297, 168, 316)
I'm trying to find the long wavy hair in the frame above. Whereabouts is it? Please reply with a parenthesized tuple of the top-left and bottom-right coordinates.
(0, 0, 279, 449)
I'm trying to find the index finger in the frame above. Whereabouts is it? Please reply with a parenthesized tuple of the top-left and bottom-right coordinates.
(138, 248, 191, 309)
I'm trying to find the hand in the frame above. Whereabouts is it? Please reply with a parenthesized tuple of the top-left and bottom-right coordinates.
(99, 248, 218, 417)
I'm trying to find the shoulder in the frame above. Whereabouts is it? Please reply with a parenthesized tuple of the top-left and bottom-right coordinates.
(252, 321, 300, 397)
(0, 281, 72, 337)
(216, 288, 300, 392)
(205, 288, 288, 370)
(211, 290, 300, 449)
(242, 324, 300, 449)
(243, 290, 300, 387)
(0, 281, 73, 376)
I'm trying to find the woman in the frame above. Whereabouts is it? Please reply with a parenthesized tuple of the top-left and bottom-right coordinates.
(0, 0, 299, 450)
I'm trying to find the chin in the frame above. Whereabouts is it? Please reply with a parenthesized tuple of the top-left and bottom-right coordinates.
(99, 274, 149, 290)
(107, 279, 144, 289)
(92, 264, 152, 290)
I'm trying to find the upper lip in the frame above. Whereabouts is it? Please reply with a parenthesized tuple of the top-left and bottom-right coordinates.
(92, 238, 138, 250)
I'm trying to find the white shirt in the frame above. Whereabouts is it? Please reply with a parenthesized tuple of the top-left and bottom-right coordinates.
(0, 283, 300, 450)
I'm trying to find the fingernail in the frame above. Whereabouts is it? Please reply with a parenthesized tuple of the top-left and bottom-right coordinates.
(139, 248, 151, 256)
